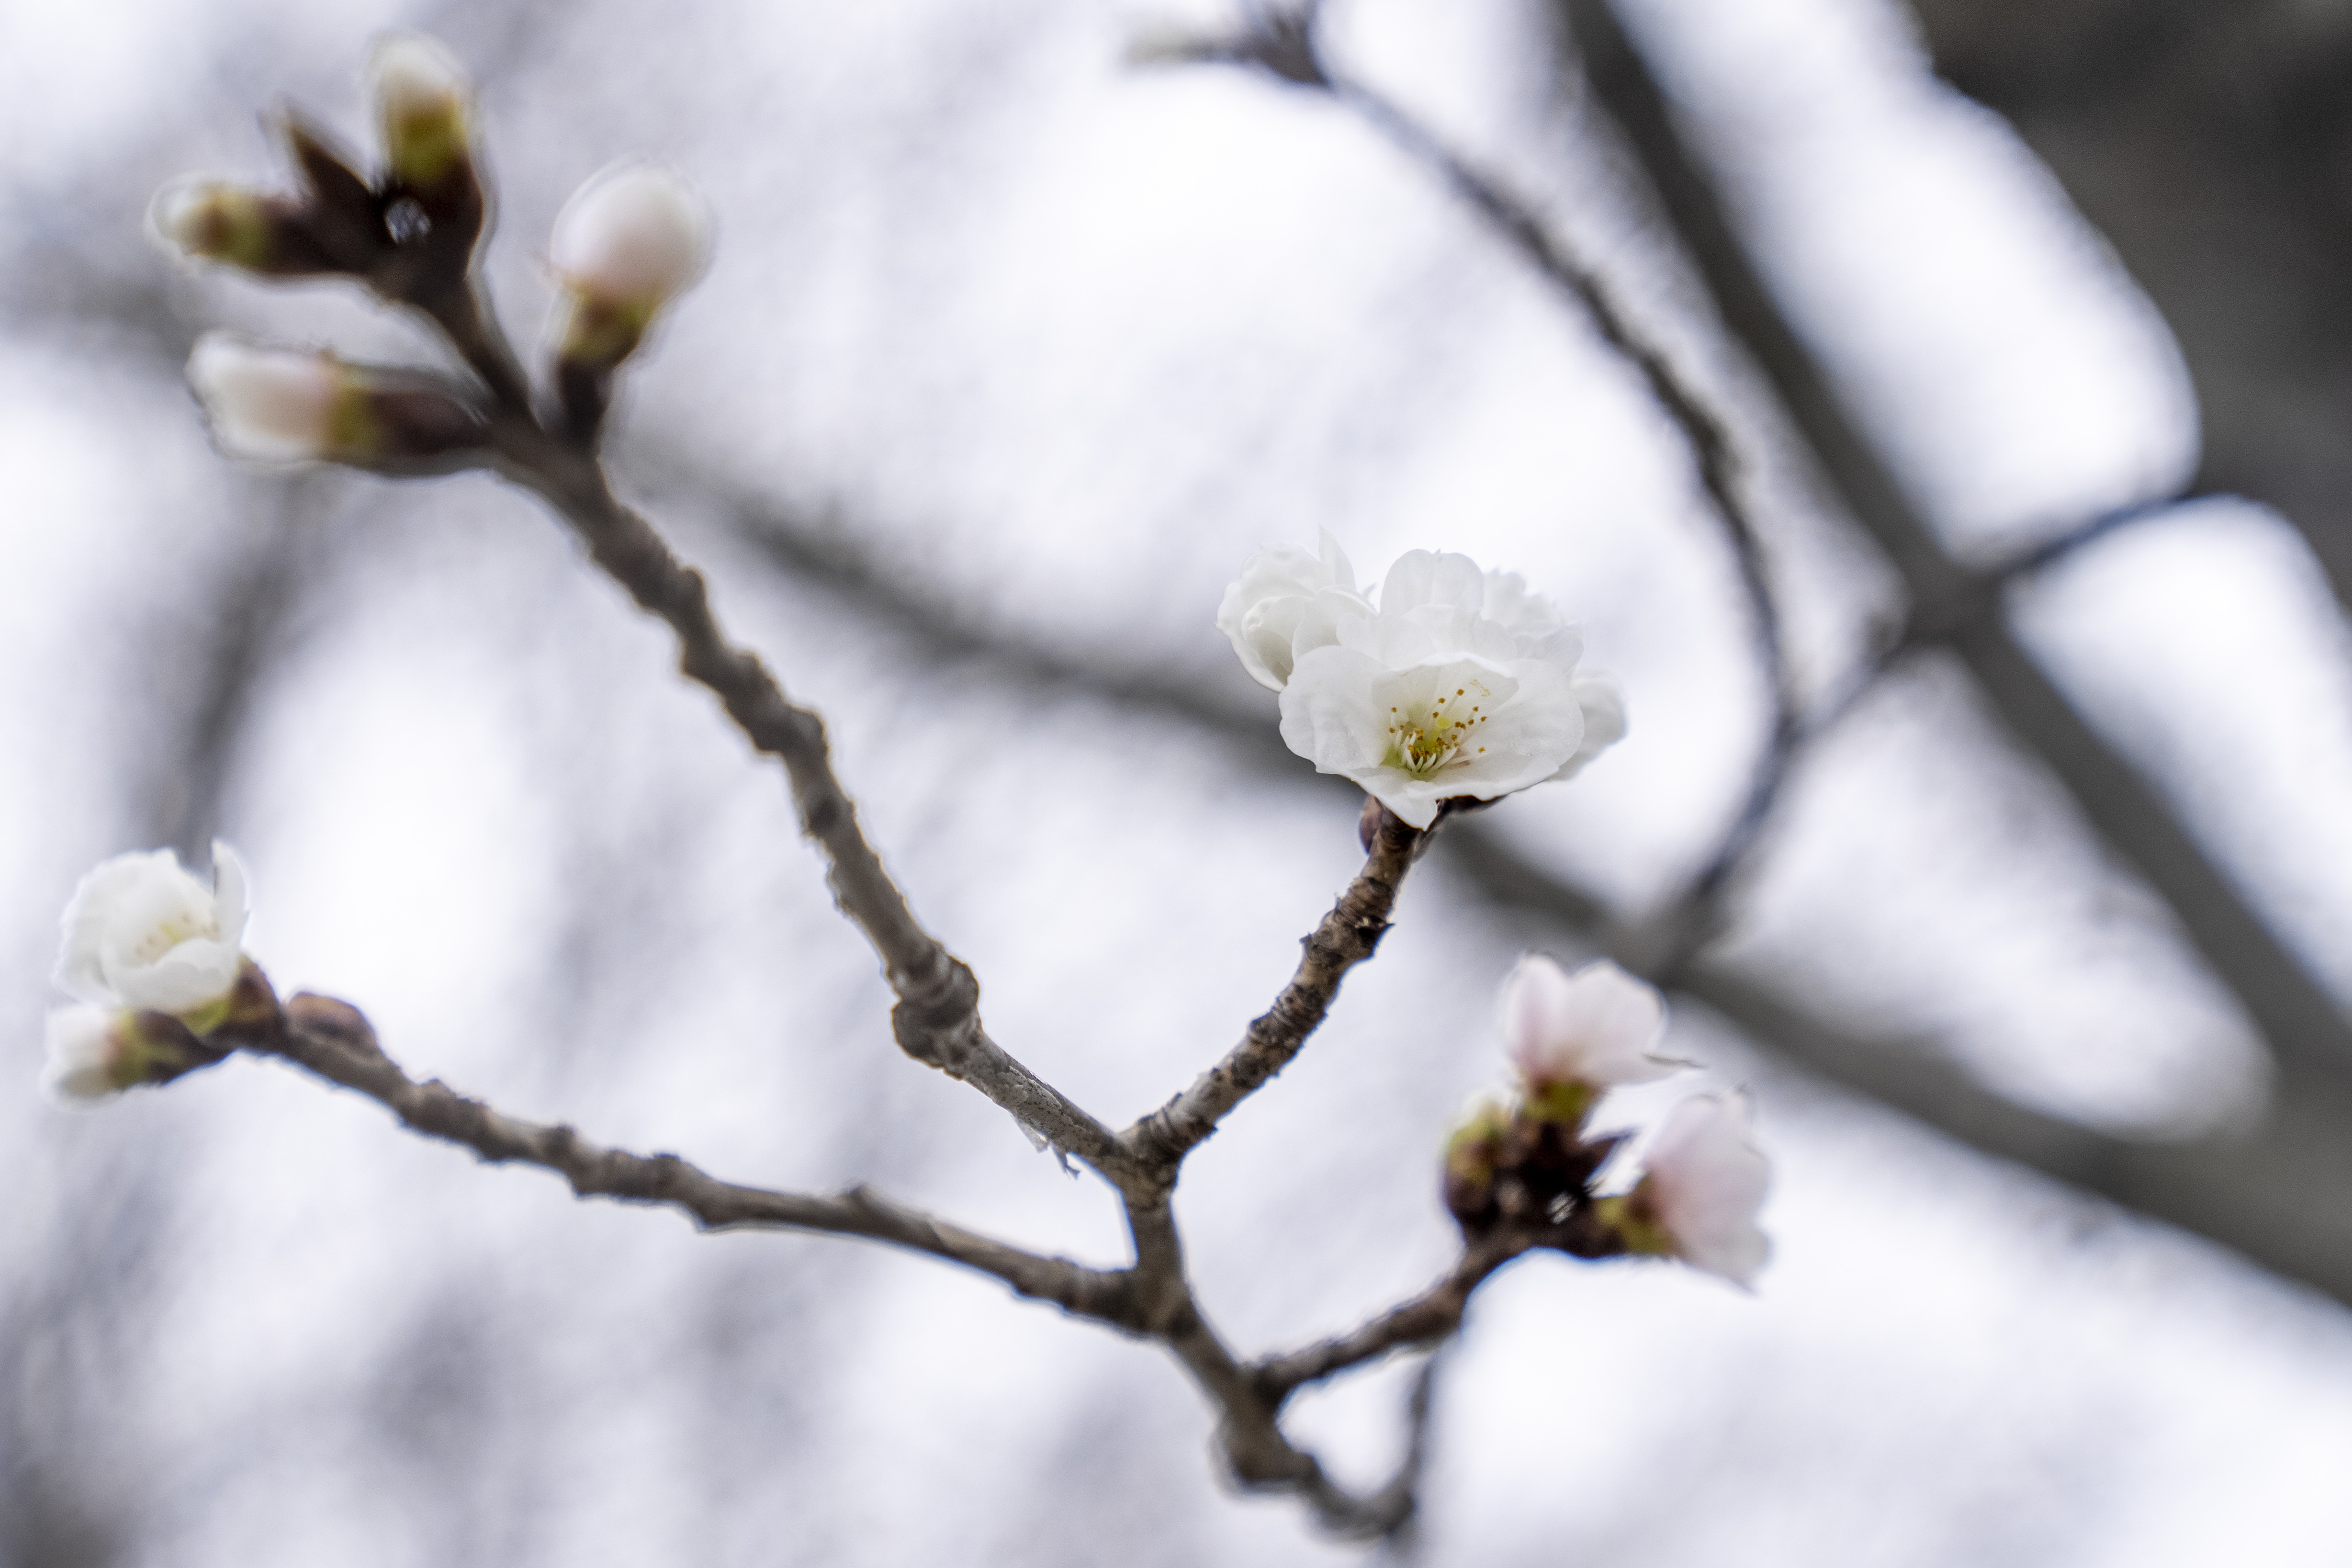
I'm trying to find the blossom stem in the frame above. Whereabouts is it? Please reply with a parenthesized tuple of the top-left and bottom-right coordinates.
(1120, 806, 1422, 1174)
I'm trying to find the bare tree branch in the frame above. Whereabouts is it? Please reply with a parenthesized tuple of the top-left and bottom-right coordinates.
(258, 992, 1132, 1318)
(1554, 0, 2352, 1095)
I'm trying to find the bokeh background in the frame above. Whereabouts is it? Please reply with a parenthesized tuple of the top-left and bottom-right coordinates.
(7, 0, 2352, 1561)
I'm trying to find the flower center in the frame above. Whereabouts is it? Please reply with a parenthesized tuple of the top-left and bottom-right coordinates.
(129, 914, 215, 967)
(1386, 681, 1494, 777)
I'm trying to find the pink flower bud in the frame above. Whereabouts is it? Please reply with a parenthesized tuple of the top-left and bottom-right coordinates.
(1627, 1095, 1772, 1287)
(187, 335, 351, 464)
(548, 164, 710, 368)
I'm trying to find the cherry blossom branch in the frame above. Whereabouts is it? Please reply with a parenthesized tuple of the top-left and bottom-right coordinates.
(1122, 804, 1422, 1174)
(467, 415, 1129, 1176)
(254, 991, 1130, 1315)
(236, 984, 1474, 1540)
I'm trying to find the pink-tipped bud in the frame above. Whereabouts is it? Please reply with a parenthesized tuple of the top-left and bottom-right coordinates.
(186, 334, 484, 473)
(549, 163, 711, 367)
(187, 335, 354, 464)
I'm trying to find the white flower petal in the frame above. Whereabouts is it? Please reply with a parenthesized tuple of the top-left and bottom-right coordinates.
(210, 839, 250, 949)
(1379, 550, 1486, 618)
(55, 845, 248, 1018)
(1278, 645, 1393, 774)
(1503, 955, 1678, 1090)
(1547, 672, 1628, 782)
(1217, 541, 1367, 689)
(1640, 1095, 1773, 1287)
(118, 941, 242, 1015)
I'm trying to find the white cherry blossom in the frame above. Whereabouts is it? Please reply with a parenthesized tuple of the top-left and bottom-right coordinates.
(1223, 541, 1625, 826)
(56, 841, 249, 1020)
(1630, 1095, 1772, 1287)
(1502, 955, 1683, 1094)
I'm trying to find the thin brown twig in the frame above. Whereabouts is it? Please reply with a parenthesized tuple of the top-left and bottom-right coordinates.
(1121, 805, 1423, 1175)
(456, 407, 1134, 1178)
(249, 985, 1461, 1540)
(260, 993, 1133, 1318)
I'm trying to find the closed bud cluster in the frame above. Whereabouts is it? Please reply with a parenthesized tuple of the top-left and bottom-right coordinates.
(187, 334, 483, 472)
(549, 163, 712, 369)
(150, 34, 485, 301)
(1441, 957, 1772, 1286)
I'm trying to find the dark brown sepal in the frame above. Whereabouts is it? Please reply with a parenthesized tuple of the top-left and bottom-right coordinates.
(278, 114, 386, 272)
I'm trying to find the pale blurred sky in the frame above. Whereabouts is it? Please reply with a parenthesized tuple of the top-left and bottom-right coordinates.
(5, 0, 2352, 1562)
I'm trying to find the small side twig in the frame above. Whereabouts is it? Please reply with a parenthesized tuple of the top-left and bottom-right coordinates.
(1122, 805, 1422, 1174)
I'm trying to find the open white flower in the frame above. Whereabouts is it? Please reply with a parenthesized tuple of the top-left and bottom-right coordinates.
(42, 1005, 133, 1102)
(187, 335, 356, 464)
(1224, 541, 1625, 826)
(56, 841, 249, 1021)
(1503, 956, 1683, 1101)
(1627, 1095, 1772, 1287)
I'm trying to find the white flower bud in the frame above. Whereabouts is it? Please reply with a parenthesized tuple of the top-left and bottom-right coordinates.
(41, 1004, 134, 1102)
(1502, 956, 1683, 1106)
(1628, 1095, 1772, 1287)
(549, 163, 711, 365)
(186, 334, 355, 464)
(56, 841, 249, 1023)
(368, 32, 473, 189)
(148, 180, 275, 267)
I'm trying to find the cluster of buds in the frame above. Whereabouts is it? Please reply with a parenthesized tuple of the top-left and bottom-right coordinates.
(1443, 956, 1772, 1286)
(150, 33, 711, 461)
(152, 35, 483, 304)
(41, 844, 274, 1101)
